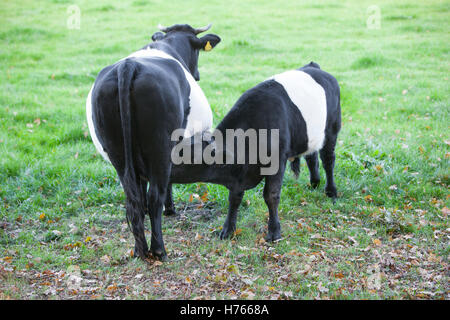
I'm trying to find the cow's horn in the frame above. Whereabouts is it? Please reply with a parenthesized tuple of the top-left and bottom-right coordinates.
(158, 24, 169, 33)
(194, 23, 212, 35)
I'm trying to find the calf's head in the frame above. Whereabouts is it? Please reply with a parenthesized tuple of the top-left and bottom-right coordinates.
(151, 23, 221, 80)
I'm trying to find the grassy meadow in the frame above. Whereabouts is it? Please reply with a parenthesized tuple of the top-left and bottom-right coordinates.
(0, 0, 449, 299)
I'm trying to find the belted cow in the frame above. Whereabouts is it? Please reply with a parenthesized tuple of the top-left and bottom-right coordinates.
(86, 23, 221, 260)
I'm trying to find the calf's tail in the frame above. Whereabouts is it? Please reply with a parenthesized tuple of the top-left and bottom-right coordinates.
(290, 157, 300, 178)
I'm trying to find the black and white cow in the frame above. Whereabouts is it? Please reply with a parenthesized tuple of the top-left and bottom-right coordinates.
(86, 24, 221, 260)
(170, 61, 341, 242)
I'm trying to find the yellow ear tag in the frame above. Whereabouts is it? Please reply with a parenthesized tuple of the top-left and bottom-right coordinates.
(204, 41, 212, 51)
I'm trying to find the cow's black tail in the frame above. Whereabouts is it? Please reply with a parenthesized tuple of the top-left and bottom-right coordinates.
(290, 157, 300, 178)
(117, 60, 144, 212)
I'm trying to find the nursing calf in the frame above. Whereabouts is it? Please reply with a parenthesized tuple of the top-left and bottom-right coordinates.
(171, 62, 341, 242)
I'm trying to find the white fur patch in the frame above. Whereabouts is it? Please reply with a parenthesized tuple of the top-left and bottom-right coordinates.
(86, 48, 213, 162)
(269, 70, 327, 155)
(86, 85, 110, 162)
(124, 48, 212, 138)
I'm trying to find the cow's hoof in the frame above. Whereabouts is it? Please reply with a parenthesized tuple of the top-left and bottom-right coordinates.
(157, 254, 168, 262)
(134, 245, 149, 259)
(219, 225, 235, 240)
(325, 185, 337, 200)
(265, 230, 282, 242)
(310, 180, 320, 189)
(151, 249, 168, 262)
(164, 208, 177, 216)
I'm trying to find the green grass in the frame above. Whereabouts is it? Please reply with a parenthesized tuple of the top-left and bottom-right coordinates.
(0, 0, 449, 300)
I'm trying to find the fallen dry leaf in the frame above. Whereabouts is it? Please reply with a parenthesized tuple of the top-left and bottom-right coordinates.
(100, 255, 110, 265)
(233, 229, 243, 237)
(194, 233, 203, 241)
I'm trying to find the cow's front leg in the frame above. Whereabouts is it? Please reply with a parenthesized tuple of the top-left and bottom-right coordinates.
(219, 190, 244, 240)
(164, 184, 177, 216)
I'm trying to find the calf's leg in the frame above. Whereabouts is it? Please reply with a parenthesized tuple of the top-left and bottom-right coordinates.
(163, 184, 177, 216)
(219, 190, 244, 240)
(263, 165, 285, 242)
(319, 135, 338, 200)
(304, 152, 320, 188)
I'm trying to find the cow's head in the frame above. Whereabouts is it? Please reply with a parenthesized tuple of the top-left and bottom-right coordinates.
(151, 23, 221, 81)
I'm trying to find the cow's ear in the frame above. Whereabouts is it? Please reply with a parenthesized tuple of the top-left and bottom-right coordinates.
(195, 34, 221, 51)
(151, 31, 165, 42)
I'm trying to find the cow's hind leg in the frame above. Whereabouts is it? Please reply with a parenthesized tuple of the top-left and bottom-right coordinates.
(128, 200, 148, 258)
(123, 179, 148, 259)
(319, 135, 338, 200)
(147, 178, 169, 261)
(304, 152, 320, 188)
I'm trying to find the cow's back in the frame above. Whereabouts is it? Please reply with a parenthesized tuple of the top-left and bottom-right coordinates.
(87, 54, 190, 168)
(87, 48, 213, 164)
(125, 48, 213, 138)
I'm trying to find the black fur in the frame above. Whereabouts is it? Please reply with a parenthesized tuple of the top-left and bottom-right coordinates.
(290, 157, 300, 178)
